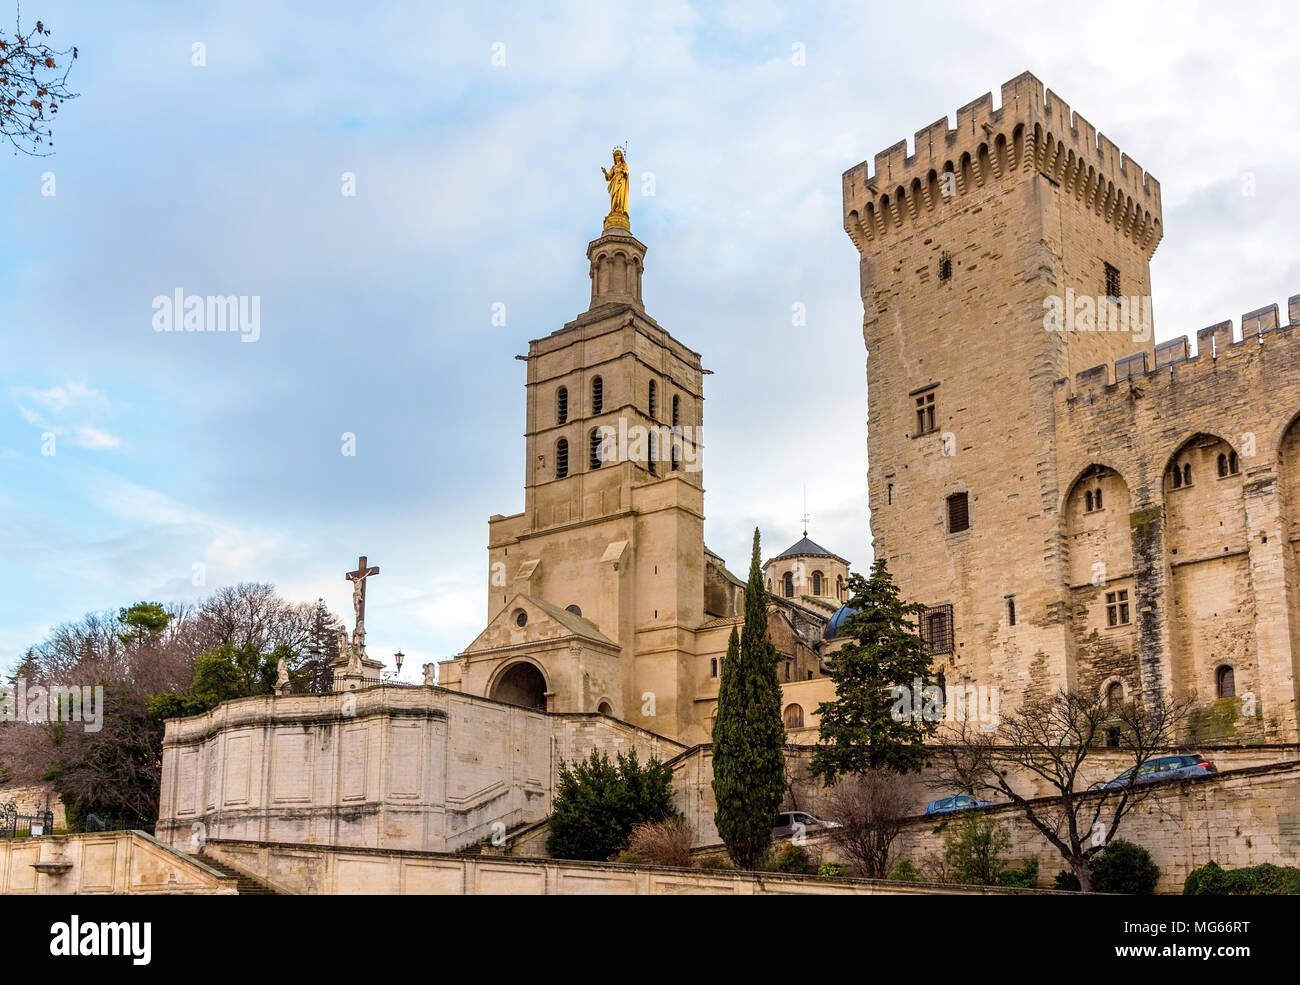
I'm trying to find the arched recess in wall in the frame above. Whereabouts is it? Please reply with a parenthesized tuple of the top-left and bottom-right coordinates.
(1279, 412, 1300, 547)
(1063, 465, 1130, 588)
(1162, 432, 1250, 710)
(1062, 465, 1137, 693)
(489, 659, 548, 712)
(1277, 414, 1300, 676)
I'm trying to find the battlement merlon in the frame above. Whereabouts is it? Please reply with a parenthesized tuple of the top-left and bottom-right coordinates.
(843, 72, 1163, 257)
(1052, 293, 1300, 405)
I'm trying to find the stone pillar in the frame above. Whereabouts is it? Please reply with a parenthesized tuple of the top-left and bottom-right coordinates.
(1130, 504, 1174, 706)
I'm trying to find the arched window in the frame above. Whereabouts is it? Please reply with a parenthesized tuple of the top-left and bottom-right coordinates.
(783, 704, 804, 729)
(1217, 453, 1228, 478)
(671, 442, 680, 472)
(783, 572, 794, 598)
(555, 438, 569, 479)
(1085, 490, 1094, 511)
(648, 380, 657, 419)
(1095, 488, 1103, 509)
(1229, 451, 1239, 475)
(1218, 451, 1240, 477)
(591, 376, 603, 415)
(1216, 665, 1235, 699)
(556, 386, 568, 425)
(1183, 462, 1192, 486)
(709, 657, 718, 678)
(565, 604, 582, 617)
(672, 395, 680, 427)
(812, 571, 824, 595)
(836, 575, 844, 599)
(589, 428, 603, 470)
(597, 700, 612, 715)
(1170, 464, 1183, 489)
(1106, 681, 1124, 711)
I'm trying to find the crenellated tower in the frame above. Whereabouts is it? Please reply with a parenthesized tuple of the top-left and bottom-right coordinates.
(842, 72, 1165, 707)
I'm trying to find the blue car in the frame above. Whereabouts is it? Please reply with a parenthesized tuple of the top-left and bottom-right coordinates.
(1101, 754, 1217, 790)
(926, 794, 992, 815)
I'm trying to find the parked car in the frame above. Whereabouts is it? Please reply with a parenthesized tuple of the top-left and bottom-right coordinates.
(772, 811, 841, 839)
(1101, 754, 1217, 790)
(925, 794, 992, 815)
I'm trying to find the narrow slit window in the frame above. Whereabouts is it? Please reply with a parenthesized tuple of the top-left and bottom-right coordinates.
(648, 380, 657, 420)
(591, 376, 603, 415)
(938, 252, 952, 282)
(1006, 596, 1016, 627)
(555, 438, 569, 479)
(947, 492, 969, 533)
(915, 390, 937, 436)
(556, 386, 568, 425)
(1104, 262, 1121, 300)
(672, 395, 680, 427)
(589, 428, 603, 470)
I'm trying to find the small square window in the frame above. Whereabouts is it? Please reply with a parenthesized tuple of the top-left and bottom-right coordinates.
(1105, 589, 1130, 627)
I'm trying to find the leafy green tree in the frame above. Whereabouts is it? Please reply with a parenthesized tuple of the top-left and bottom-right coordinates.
(811, 559, 938, 783)
(546, 750, 677, 861)
(943, 811, 1011, 886)
(148, 642, 291, 720)
(712, 529, 786, 870)
(117, 602, 171, 647)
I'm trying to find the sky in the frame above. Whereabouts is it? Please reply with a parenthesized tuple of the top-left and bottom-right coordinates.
(1, 0, 1297, 679)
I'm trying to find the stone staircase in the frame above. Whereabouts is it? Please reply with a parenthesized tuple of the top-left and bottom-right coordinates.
(197, 853, 281, 895)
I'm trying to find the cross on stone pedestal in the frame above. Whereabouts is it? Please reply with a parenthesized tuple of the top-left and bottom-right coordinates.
(346, 555, 380, 651)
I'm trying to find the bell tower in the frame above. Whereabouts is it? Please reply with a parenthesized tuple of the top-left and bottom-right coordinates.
(441, 153, 712, 740)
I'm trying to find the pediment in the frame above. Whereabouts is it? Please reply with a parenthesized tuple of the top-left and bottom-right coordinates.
(461, 594, 618, 656)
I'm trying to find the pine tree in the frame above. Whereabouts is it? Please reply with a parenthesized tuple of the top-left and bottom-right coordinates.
(810, 558, 938, 784)
(712, 528, 787, 869)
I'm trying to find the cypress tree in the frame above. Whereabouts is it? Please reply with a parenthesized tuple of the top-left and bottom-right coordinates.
(810, 558, 938, 784)
(712, 528, 787, 869)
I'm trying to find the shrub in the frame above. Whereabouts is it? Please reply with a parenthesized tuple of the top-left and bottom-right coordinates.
(943, 812, 1011, 885)
(1091, 840, 1159, 895)
(769, 841, 816, 874)
(1054, 869, 1082, 891)
(818, 861, 846, 878)
(997, 858, 1039, 888)
(545, 749, 677, 862)
(624, 819, 693, 868)
(1184, 861, 1300, 895)
(889, 859, 920, 882)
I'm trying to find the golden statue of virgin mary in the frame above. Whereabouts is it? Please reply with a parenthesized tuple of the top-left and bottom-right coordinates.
(601, 148, 630, 230)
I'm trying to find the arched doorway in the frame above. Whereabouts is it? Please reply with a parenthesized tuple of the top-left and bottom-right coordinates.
(491, 661, 547, 711)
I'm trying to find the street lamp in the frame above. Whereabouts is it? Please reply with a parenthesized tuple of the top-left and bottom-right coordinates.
(393, 649, 405, 679)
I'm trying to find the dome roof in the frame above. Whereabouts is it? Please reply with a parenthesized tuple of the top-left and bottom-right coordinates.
(771, 536, 848, 564)
(823, 604, 859, 640)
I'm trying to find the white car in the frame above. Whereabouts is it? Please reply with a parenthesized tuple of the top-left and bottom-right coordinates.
(772, 810, 841, 839)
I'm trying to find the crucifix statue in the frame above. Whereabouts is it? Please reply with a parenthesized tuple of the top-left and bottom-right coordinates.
(345, 555, 380, 652)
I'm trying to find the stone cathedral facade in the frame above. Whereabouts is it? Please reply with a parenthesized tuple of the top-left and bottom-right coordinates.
(842, 71, 1300, 742)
